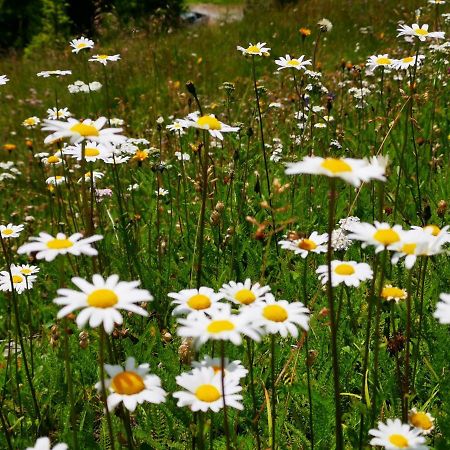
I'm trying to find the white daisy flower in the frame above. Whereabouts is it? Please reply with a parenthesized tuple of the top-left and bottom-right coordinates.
(248, 293, 309, 338)
(42, 117, 126, 146)
(89, 54, 121, 65)
(316, 260, 373, 287)
(173, 367, 243, 412)
(408, 408, 435, 435)
(397, 23, 445, 41)
(168, 287, 224, 316)
(18, 232, 103, 261)
(16, 264, 40, 276)
(389, 230, 433, 269)
(275, 54, 312, 71)
(429, 0, 445, 3)
(369, 418, 428, 449)
(95, 356, 166, 412)
(0, 223, 24, 239)
(37, 70, 72, 78)
(366, 54, 394, 72)
(64, 141, 113, 162)
(0, 264, 37, 294)
(46, 176, 66, 186)
(166, 121, 186, 135)
(54, 274, 153, 333)
(347, 221, 403, 252)
(109, 118, 124, 126)
(176, 304, 261, 349)
(236, 42, 271, 56)
(412, 224, 450, 243)
(26, 436, 68, 450)
(219, 278, 271, 306)
(179, 112, 239, 141)
(278, 231, 328, 258)
(392, 55, 425, 70)
(70, 36, 94, 54)
(42, 151, 64, 166)
(285, 155, 387, 187)
(192, 355, 248, 380)
(47, 107, 72, 120)
(0, 75, 9, 85)
(155, 188, 169, 196)
(22, 116, 40, 129)
(433, 293, 450, 324)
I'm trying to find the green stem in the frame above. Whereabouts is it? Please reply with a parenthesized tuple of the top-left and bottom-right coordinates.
(220, 341, 231, 450)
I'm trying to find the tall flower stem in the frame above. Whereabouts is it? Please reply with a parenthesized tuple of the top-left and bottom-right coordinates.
(403, 270, 414, 421)
(220, 341, 231, 450)
(79, 141, 91, 233)
(246, 338, 261, 450)
(99, 328, 116, 450)
(325, 179, 343, 449)
(270, 334, 277, 450)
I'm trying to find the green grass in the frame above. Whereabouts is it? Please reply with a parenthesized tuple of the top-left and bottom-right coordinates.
(0, 0, 449, 449)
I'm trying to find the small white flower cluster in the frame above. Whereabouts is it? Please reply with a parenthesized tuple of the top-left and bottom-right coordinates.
(269, 138, 283, 162)
(68, 80, 102, 94)
(0, 161, 21, 182)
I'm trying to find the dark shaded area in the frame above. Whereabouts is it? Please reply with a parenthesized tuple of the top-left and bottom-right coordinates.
(0, 0, 184, 51)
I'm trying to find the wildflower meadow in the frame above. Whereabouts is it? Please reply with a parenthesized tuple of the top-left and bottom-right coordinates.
(0, 0, 449, 448)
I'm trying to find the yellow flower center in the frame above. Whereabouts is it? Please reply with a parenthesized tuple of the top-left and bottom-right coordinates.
(85, 147, 100, 157)
(187, 294, 211, 310)
(402, 57, 414, 63)
(98, 55, 109, 60)
(87, 289, 118, 308)
(12, 275, 24, 284)
(47, 155, 61, 164)
(401, 243, 416, 255)
(46, 238, 74, 249)
(2, 229, 14, 235)
(207, 320, 235, 334)
(424, 224, 440, 236)
(24, 118, 36, 125)
(287, 59, 300, 66)
(20, 268, 33, 275)
(211, 365, 222, 373)
(76, 43, 87, 49)
(321, 158, 352, 174)
(298, 238, 317, 251)
(133, 150, 149, 161)
(376, 57, 392, 65)
(70, 123, 99, 137)
(197, 116, 222, 130)
(373, 229, 400, 246)
(381, 287, 406, 299)
(195, 384, 221, 402)
(111, 371, 145, 395)
(246, 45, 261, 54)
(410, 411, 433, 430)
(263, 304, 288, 322)
(234, 289, 257, 305)
(415, 28, 429, 36)
(389, 434, 409, 448)
(334, 263, 355, 275)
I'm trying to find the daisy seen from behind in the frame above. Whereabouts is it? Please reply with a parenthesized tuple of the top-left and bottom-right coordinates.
(168, 286, 224, 316)
(285, 155, 387, 187)
(249, 293, 310, 338)
(70, 36, 94, 53)
(26, 436, 67, 450)
(237, 42, 270, 56)
(275, 54, 312, 71)
(369, 418, 428, 449)
(173, 366, 243, 412)
(278, 231, 328, 258)
(433, 293, 450, 324)
(316, 260, 373, 287)
(397, 23, 445, 41)
(95, 356, 166, 412)
(18, 232, 103, 261)
(219, 278, 271, 306)
(179, 112, 239, 141)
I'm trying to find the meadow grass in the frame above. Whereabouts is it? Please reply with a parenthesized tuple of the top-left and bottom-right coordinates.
(0, 0, 449, 449)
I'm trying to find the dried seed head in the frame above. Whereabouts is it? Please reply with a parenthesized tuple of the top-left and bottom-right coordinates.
(178, 338, 194, 365)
